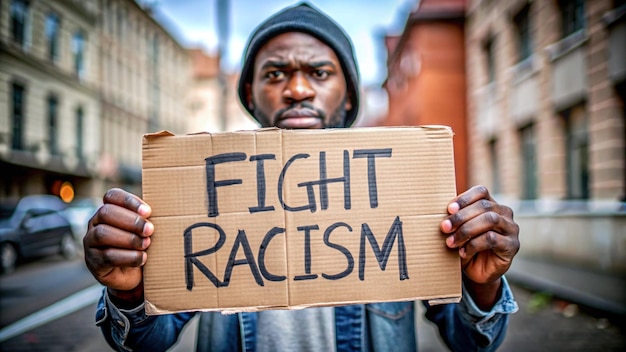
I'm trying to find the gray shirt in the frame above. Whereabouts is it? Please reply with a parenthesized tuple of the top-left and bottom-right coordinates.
(256, 307, 336, 352)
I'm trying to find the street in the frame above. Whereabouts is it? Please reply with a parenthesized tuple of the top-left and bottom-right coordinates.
(0, 255, 96, 328)
(0, 256, 624, 351)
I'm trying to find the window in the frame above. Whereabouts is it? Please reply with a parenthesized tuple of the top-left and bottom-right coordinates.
(76, 107, 84, 160)
(484, 38, 496, 84)
(149, 84, 160, 131)
(10, 0, 29, 47)
(106, 2, 114, 35)
(150, 34, 159, 64)
(45, 12, 60, 61)
(563, 107, 589, 199)
(513, 5, 532, 62)
(520, 124, 537, 199)
(618, 82, 626, 200)
(149, 34, 160, 131)
(559, 0, 585, 37)
(11, 83, 25, 150)
(489, 139, 500, 194)
(117, 7, 125, 39)
(48, 95, 59, 155)
(621, 89, 626, 202)
(72, 31, 86, 79)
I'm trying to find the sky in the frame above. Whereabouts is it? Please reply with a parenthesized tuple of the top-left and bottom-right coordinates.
(149, 0, 414, 86)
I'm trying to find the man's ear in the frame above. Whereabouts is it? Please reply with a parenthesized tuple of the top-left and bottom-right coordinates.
(245, 83, 254, 110)
(344, 91, 352, 111)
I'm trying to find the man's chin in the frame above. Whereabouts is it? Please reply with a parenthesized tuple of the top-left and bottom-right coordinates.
(275, 117, 323, 129)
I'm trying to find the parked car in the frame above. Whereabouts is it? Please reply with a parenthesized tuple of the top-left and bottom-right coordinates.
(0, 195, 77, 274)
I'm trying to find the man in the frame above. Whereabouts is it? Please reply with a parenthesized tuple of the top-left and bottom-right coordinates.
(84, 3, 519, 351)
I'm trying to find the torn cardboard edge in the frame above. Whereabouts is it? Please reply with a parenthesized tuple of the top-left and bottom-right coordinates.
(142, 126, 461, 315)
(145, 296, 463, 315)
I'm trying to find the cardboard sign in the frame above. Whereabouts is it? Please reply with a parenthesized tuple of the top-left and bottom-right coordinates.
(142, 126, 461, 315)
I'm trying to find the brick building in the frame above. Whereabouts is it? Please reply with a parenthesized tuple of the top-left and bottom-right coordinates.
(382, 0, 469, 192)
(465, 0, 625, 272)
(188, 48, 257, 133)
(380, 0, 625, 272)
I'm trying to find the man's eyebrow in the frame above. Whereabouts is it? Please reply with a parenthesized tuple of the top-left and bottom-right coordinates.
(307, 60, 337, 69)
(260, 60, 289, 70)
(260, 60, 337, 70)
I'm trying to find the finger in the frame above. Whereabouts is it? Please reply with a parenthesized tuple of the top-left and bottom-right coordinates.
(446, 211, 513, 248)
(459, 231, 519, 261)
(103, 188, 151, 217)
(86, 246, 147, 272)
(453, 185, 492, 210)
(442, 197, 506, 234)
(84, 247, 144, 289)
(85, 224, 151, 251)
(91, 204, 154, 237)
(441, 185, 493, 233)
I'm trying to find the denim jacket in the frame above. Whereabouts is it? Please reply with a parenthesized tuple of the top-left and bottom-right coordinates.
(96, 277, 517, 352)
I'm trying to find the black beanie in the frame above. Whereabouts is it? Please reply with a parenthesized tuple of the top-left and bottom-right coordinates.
(237, 2, 360, 127)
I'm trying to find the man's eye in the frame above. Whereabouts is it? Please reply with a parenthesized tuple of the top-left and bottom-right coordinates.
(312, 70, 329, 79)
(267, 71, 285, 80)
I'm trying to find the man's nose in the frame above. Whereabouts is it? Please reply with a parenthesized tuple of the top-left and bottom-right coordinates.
(283, 71, 315, 102)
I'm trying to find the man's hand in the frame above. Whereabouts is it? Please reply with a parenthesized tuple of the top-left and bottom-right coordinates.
(441, 185, 520, 309)
(83, 188, 154, 305)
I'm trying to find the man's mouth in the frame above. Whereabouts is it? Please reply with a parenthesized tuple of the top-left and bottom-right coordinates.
(276, 109, 321, 129)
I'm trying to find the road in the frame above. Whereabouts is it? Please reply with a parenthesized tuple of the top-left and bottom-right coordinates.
(0, 255, 624, 351)
(0, 255, 97, 328)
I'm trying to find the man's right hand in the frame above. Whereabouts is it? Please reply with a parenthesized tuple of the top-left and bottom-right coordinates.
(83, 188, 154, 305)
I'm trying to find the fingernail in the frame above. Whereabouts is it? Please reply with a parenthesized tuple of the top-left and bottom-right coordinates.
(142, 237, 151, 249)
(446, 235, 455, 247)
(448, 202, 460, 214)
(141, 253, 147, 266)
(441, 219, 452, 232)
(143, 221, 154, 235)
(138, 204, 151, 216)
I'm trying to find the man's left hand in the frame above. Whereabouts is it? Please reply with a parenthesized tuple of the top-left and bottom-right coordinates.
(441, 185, 520, 308)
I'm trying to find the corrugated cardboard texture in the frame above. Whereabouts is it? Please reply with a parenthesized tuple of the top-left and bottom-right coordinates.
(142, 127, 461, 315)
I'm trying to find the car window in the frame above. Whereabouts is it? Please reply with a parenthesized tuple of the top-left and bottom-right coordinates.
(27, 208, 54, 217)
(0, 202, 18, 220)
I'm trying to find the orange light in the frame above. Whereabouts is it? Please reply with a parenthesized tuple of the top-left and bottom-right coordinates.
(60, 182, 75, 203)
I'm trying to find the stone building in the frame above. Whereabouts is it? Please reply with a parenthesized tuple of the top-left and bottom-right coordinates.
(0, 0, 194, 200)
(0, 0, 100, 199)
(98, 0, 192, 195)
(465, 0, 625, 272)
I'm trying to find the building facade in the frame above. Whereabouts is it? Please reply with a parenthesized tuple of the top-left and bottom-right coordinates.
(382, 0, 469, 192)
(0, 0, 194, 200)
(0, 0, 100, 199)
(188, 48, 257, 133)
(466, 0, 626, 272)
(98, 0, 192, 195)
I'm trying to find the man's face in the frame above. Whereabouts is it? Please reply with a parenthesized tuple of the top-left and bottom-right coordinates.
(247, 32, 352, 129)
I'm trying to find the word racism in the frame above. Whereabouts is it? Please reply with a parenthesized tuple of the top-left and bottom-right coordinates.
(184, 148, 410, 290)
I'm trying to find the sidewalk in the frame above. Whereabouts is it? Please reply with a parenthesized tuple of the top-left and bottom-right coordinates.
(506, 256, 626, 316)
